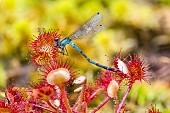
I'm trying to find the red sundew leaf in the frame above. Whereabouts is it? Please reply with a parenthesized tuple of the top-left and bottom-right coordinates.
(148, 104, 162, 113)
(83, 83, 99, 103)
(31, 83, 55, 101)
(0, 100, 6, 109)
(29, 29, 61, 66)
(32, 52, 52, 66)
(96, 71, 114, 88)
(2, 86, 43, 113)
(30, 29, 60, 53)
(113, 53, 150, 85)
(127, 54, 149, 83)
(38, 59, 78, 85)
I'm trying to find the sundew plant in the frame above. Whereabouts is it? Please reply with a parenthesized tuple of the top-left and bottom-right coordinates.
(0, 13, 161, 113)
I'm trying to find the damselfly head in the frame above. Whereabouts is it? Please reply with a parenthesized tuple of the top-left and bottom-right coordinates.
(54, 37, 60, 47)
(54, 37, 67, 55)
(55, 37, 59, 42)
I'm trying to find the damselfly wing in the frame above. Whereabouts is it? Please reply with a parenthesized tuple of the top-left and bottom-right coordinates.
(69, 12, 105, 40)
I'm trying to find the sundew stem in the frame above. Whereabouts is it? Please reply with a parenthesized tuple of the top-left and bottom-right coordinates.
(59, 85, 72, 113)
(114, 95, 118, 111)
(32, 104, 55, 113)
(91, 96, 111, 113)
(116, 84, 133, 113)
(47, 100, 59, 113)
(87, 88, 102, 103)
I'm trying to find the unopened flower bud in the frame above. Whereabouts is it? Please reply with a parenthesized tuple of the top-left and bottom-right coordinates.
(73, 76, 86, 85)
(107, 80, 119, 98)
(49, 99, 60, 108)
(74, 86, 83, 93)
(117, 58, 129, 74)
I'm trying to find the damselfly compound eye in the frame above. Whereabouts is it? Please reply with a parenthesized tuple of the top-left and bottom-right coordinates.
(55, 38, 59, 42)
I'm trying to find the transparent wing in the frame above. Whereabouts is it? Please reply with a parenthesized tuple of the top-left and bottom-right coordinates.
(69, 12, 105, 40)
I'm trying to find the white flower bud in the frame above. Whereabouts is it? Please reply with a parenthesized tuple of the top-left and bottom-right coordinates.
(74, 86, 83, 93)
(107, 80, 119, 98)
(117, 59, 129, 74)
(73, 76, 86, 85)
(49, 99, 60, 108)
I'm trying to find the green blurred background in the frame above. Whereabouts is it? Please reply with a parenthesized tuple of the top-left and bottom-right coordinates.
(0, 0, 170, 112)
